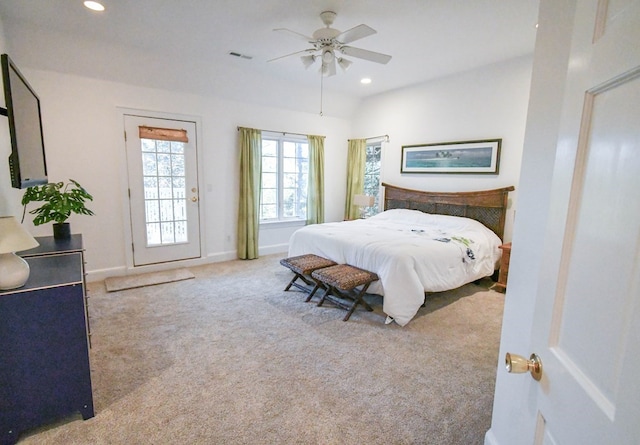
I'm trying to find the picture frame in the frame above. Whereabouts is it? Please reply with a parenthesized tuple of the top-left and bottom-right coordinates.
(401, 139, 501, 174)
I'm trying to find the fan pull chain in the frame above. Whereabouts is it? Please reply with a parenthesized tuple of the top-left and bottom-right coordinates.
(319, 66, 324, 116)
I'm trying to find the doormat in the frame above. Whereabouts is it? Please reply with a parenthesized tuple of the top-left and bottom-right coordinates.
(105, 268, 195, 292)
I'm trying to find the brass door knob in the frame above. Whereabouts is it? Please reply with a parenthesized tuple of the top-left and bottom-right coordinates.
(191, 196, 198, 202)
(505, 352, 543, 381)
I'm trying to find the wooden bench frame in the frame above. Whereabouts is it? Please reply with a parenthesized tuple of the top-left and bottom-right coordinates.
(279, 254, 337, 302)
(312, 264, 379, 321)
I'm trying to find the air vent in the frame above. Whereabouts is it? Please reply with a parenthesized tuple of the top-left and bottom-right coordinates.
(228, 51, 253, 60)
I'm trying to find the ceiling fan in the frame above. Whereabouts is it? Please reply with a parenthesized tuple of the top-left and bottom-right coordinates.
(269, 11, 392, 77)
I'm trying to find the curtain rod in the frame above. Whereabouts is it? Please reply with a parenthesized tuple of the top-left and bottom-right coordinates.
(237, 126, 311, 138)
(348, 134, 390, 142)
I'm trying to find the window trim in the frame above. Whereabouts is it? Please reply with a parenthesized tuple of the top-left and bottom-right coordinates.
(260, 131, 309, 223)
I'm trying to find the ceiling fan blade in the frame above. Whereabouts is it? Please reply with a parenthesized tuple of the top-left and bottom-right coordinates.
(273, 28, 314, 42)
(340, 46, 392, 64)
(268, 48, 316, 63)
(335, 24, 376, 44)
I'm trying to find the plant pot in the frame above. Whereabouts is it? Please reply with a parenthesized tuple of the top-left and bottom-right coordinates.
(53, 222, 71, 239)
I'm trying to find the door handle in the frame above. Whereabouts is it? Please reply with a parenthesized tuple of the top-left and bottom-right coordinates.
(505, 352, 543, 381)
(191, 196, 198, 202)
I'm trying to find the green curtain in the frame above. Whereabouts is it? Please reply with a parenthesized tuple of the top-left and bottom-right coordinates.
(344, 138, 367, 220)
(306, 135, 325, 225)
(237, 127, 262, 259)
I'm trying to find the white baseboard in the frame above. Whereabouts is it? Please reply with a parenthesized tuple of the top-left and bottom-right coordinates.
(86, 252, 231, 282)
(259, 243, 288, 256)
(86, 246, 288, 282)
(87, 266, 128, 282)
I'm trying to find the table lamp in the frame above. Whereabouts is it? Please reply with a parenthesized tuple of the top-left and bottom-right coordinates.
(353, 194, 375, 219)
(0, 216, 40, 290)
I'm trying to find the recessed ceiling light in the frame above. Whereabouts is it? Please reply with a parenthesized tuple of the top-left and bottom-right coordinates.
(84, 1, 105, 12)
(361, 78, 372, 85)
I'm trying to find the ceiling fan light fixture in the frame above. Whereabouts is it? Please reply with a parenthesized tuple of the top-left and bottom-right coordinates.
(322, 49, 334, 64)
(270, 11, 392, 114)
(301, 55, 316, 69)
(337, 57, 352, 72)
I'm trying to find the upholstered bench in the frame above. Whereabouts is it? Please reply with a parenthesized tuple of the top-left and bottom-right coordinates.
(279, 254, 337, 302)
(311, 264, 379, 321)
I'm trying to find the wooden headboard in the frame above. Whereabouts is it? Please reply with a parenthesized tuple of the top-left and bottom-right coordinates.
(381, 183, 515, 240)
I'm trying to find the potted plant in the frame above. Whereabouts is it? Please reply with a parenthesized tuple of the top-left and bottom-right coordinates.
(21, 179, 95, 239)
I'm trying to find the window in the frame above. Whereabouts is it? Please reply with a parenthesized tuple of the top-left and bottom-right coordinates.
(362, 143, 382, 218)
(260, 133, 309, 222)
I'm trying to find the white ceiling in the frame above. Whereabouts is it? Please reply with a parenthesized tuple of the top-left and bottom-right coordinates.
(0, 0, 540, 113)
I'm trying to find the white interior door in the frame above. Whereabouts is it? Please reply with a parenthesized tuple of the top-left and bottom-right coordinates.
(124, 114, 201, 266)
(529, 1, 640, 443)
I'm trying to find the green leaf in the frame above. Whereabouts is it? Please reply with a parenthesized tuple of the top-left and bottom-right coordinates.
(21, 179, 95, 226)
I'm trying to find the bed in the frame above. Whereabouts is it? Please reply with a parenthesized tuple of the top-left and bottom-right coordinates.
(287, 183, 514, 326)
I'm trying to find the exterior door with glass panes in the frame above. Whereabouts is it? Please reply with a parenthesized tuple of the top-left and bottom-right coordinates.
(124, 115, 201, 266)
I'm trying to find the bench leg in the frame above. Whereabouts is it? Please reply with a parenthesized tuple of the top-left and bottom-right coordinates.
(305, 281, 324, 302)
(284, 274, 298, 291)
(316, 287, 332, 307)
(342, 282, 374, 321)
(317, 283, 375, 321)
(284, 273, 316, 293)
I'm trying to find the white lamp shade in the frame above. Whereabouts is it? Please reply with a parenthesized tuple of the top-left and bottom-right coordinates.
(0, 216, 39, 254)
(321, 48, 334, 63)
(337, 57, 352, 71)
(301, 54, 316, 69)
(353, 194, 375, 207)
(0, 216, 39, 290)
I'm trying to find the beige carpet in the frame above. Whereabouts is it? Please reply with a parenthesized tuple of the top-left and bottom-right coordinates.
(19, 254, 504, 445)
(104, 268, 195, 292)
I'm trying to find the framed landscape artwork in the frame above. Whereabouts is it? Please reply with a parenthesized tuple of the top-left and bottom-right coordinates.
(401, 139, 501, 174)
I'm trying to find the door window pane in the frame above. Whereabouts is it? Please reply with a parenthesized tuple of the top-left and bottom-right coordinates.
(157, 153, 172, 176)
(140, 138, 189, 246)
(146, 222, 161, 245)
(144, 177, 158, 199)
(158, 176, 172, 199)
(142, 152, 157, 175)
(172, 177, 185, 198)
(145, 200, 160, 223)
(174, 221, 187, 243)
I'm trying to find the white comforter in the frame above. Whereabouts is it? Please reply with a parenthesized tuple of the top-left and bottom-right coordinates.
(288, 209, 503, 326)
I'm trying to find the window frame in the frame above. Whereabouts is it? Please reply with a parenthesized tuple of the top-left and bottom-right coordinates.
(259, 132, 309, 224)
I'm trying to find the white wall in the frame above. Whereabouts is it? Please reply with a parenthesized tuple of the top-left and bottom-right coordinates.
(10, 69, 350, 280)
(352, 55, 534, 242)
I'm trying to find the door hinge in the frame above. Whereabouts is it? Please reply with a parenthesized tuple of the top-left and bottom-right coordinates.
(132, 242, 135, 252)
(128, 188, 131, 198)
